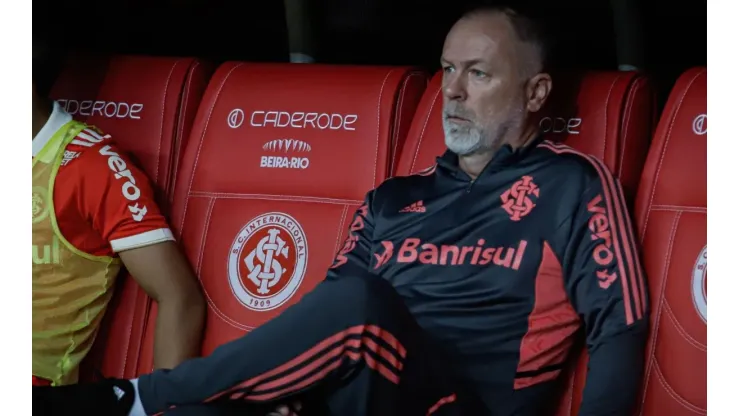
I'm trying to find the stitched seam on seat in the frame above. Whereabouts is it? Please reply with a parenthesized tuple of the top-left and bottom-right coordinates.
(618, 75, 640, 179)
(333, 205, 350, 256)
(663, 302, 706, 351)
(373, 70, 393, 185)
(171, 60, 200, 196)
(390, 74, 412, 175)
(640, 69, 704, 241)
(179, 63, 245, 233)
(651, 356, 706, 414)
(601, 75, 620, 162)
(189, 192, 362, 205)
(639, 211, 681, 413)
(155, 60, 180, 184)
(410, 87, 441, 173)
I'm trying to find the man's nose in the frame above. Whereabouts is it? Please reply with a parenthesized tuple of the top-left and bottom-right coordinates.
(443, 73, 467, 101)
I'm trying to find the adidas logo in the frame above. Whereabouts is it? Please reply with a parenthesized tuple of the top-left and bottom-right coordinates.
(400, 200, 426, 213)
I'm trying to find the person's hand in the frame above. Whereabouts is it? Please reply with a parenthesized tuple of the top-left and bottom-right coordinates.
(266, 401, 302, 416)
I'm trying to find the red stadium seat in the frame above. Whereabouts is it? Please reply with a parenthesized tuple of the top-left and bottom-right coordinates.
(536, 71, 656, 204)
(50, 54, 214, 207)
(48, 55, 214, 380)
(394, 69, 656, 415)
(132, 62, 427, 369)
(633, 67, 707, 415)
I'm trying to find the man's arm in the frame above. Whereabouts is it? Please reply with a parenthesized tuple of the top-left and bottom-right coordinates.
(118, 242, 206, 369)
(561, 168, 649, 416)
(78, 139, 205, 369)
(325, 190, 377, 279)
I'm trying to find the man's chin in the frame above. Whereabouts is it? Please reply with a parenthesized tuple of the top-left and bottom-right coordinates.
(445, 142, 481, 156)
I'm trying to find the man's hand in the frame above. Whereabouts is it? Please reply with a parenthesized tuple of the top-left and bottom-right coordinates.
(119, 240, 206, 369)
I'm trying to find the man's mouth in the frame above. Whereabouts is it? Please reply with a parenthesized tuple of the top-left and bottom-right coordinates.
(445, 114, 470, 123)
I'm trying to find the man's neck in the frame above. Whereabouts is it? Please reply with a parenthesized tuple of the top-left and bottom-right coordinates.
(458, 124, 540, 180)
(32, 97, 53, 140)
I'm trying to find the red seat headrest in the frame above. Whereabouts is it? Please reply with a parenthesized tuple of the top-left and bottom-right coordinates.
(176, 62, 419, 202)
(538, 71, 655, 199)
(636, 68, 706, 220)
(49, 55, 213, 195)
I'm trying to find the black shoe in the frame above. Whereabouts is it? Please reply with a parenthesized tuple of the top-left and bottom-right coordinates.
(33, 378, 135, 416)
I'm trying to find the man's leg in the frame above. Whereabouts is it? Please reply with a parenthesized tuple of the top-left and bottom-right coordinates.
(34, 273, 459, 416)
(136, 273, 456, 415)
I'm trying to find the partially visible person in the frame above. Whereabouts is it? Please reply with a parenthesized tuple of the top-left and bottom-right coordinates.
(32, 41, 206, 387)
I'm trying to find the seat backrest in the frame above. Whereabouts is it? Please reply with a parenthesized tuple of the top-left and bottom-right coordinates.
(395, 70, 656, 415)
(48, 54, 214, 381)
(50, 54, 214, 207)
(633, 67, 707, 415)
(395, 70, 655, 205)
(536, 71, 656, 204)
(131, 62, 426, 368)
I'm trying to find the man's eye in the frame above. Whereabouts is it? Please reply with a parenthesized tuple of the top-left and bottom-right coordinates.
(442, 66, 454, 74)
(470, 69, 487, 78)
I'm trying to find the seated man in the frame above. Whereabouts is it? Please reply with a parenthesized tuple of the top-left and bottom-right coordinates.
(31, 41, 206, 386)
(33, 5, 648, 416)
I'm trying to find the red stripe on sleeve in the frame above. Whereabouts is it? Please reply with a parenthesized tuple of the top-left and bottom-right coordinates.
(539, 142, 644, 324)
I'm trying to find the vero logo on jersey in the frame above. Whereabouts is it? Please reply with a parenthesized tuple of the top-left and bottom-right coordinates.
(98, 145, 148, 222)
(374, 238, 528, 270)
(331, 204, 368, 269)
(587, 194, 617, 289)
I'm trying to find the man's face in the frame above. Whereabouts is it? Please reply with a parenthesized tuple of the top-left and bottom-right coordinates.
(440, 13, 530, 156)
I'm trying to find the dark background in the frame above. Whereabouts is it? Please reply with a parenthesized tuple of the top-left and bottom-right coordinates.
(33, 0, 706, 106)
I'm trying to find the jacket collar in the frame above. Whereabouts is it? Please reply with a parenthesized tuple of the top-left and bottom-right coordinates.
(32, 101, 72, 158)
(436, 134, 544, 180)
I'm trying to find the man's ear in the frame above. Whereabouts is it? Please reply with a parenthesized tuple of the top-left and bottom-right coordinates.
(525, 72, 552, 113)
